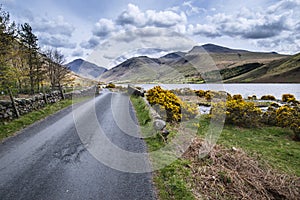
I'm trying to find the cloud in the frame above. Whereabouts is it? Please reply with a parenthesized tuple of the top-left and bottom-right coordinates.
(188, 24, 221, 38)
(256, 35, 300, 54)
(93, 18, 115, 37)
(190, 7, 291, 39)
(80, 37, 100, 49)
(33, 15, 75, 37)
(182, 1, 205, 16)
(71, 49, 84, 57)
(268, 0, 300, 14)
(116, 3, 187, 28)
(39, 34, 76, 49)
(116, 4, 146, 27)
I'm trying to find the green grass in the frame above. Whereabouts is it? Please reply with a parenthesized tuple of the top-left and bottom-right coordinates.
(130, 95, 195, 200)
(195, 115, 300, 176)
(0, 96, 92, 141)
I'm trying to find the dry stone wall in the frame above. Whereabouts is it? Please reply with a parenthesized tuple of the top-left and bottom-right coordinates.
(0, 86, 96, 121)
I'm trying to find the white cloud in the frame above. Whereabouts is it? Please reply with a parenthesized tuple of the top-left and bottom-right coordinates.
(33, 15, 75, 37)
(268, 0, 300, 14)
(182, 1, 206, 16)
(116, 3, 146, 27)
(190, 6, 292, 39)
(38, 34, 76, 49)
(146, 10, 187, 27)
(116, 3, 187, 28)
(188, 24, 221, 38)
(80, 37, 100, 49)
(93, 18, 115, 37)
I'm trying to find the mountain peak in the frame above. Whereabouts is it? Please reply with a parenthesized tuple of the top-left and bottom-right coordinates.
(66, 59, 107, 79)
(189, 43, 248, 54)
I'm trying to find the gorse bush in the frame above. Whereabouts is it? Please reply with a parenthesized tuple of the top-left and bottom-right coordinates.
(106, 83, 116, 88)
(194, 90, 206, 98)
(247, 95, 257, 100)
(232, 94, 243, 101)
(282, 94, 296, 103)
(276, 105, 300, 140)
(260, 95, 276, 100)
(147, 86, 198, 122)
(211, 99, 262, 127)
(261, 106, 277, 126)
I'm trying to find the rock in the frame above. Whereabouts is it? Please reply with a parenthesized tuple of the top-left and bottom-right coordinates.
(153, 119, 166, 131)
(128, 85, 144, 97)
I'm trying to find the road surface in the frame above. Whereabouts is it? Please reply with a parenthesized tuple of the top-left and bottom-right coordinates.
(0, 92, 156, 200)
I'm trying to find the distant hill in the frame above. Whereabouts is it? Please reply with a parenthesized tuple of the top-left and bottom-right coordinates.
(66, 59, 107, 79)
(99, 43, 293, 83)
(225, 53, 300, 83)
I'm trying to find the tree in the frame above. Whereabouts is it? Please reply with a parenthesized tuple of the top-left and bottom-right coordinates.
(0, 6, 20, 117)
(44, 48, 70, 99)
(18, 23, 40, 94)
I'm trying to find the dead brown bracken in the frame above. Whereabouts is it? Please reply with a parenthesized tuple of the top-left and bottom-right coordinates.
(182, 138, 300, 200)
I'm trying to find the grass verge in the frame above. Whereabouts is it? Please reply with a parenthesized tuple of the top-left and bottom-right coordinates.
(195, 115, 300, 176)
(130, 95, 195, 200)
(0, 96, 92, 141)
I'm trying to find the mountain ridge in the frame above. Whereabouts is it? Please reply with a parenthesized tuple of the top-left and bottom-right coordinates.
(66, 59, 107, 79)
(99, 43, 292, 83)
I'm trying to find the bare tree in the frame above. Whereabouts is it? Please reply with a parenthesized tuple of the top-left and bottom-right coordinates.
(44, 48, 70, 99)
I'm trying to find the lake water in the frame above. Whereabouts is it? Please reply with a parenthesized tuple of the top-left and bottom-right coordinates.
(132, 83, 300, 100)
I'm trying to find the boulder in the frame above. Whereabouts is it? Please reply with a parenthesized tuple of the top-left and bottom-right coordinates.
(128, 85, 144, 97)
(153, 119, 166, 131)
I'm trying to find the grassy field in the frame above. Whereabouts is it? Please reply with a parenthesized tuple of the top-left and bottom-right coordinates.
(0, 96, 92, 141)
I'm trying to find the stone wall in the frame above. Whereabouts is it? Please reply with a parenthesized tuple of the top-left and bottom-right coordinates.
(0, 86, 97, 121)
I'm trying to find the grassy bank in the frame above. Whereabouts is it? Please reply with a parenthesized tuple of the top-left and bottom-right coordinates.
(0, 96, 91, 141)
(130, 95, 195, 200)
(194, 115, 300, 176)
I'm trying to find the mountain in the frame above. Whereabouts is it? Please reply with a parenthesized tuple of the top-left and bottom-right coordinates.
(66, 59, 107, 79)
(189, 43, 248, 54)
(99, 44, 296, 83)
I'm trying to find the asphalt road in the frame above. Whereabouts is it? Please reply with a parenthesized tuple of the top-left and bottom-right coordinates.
(0, 92, 156, 200)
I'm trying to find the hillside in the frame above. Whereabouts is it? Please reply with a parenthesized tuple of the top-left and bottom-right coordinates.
(225, 53, 300, 83)
(99, 44, 292, 83)
(66, 59, 107, 79)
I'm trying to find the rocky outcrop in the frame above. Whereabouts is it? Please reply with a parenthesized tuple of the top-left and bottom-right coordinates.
(127, 85, 145, 97)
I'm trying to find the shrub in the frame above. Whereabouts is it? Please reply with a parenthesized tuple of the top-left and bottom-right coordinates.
(205, 91, 212, 101)
(106, 83, 116, 88)
(276, 105, 300, 140)
(232, 94, 243, 101)
(194, 90, 206, 98)
(261, 106, 277, 126)
(203, 90, 230, 101)
(248, 95, 257, 100)
(260, 95, 276, 101)
(211, 99, 262, 127)
(147, 86, 198, 122)
(282, 94, 295, 102)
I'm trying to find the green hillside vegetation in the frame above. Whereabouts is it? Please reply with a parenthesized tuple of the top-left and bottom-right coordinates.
(225, 53, 300, 83)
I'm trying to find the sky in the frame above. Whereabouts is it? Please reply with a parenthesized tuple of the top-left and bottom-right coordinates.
(1, 0, 300, 68)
